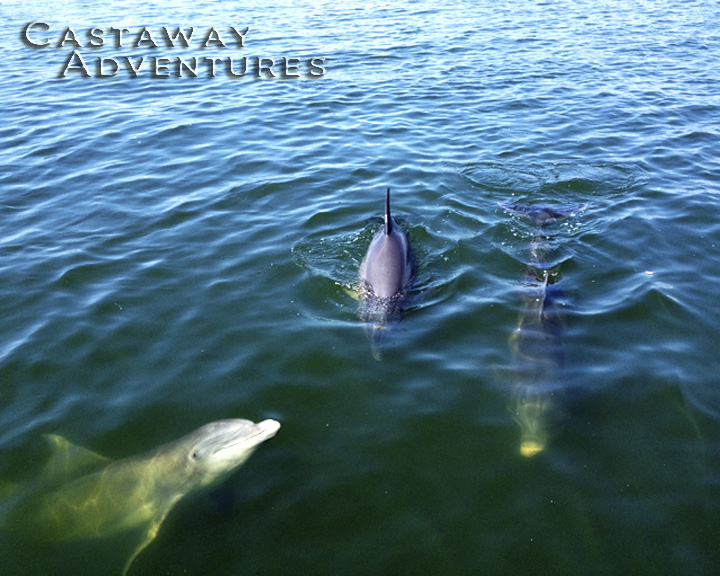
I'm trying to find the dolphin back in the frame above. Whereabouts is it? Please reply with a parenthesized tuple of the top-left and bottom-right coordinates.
(357, 188, 416, 357)
(502, 202, 583, 457)
(359, 188, 414, 299)
(500, 201, 586, 228)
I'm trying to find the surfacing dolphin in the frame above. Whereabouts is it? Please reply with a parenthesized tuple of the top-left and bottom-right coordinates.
(358, 188, 415, 358)
(2, 418, 280, 575)
(500, 202, 584, 457)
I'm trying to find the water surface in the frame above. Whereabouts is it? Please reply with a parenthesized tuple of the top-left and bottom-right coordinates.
(2, 0, 720, 574)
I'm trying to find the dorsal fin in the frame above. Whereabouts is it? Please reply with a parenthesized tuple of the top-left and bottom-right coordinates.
(384, 188, 393, 235)
(42, 434, 109, 480)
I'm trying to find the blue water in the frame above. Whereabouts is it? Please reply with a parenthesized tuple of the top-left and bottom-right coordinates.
(2, 0, 720, 574)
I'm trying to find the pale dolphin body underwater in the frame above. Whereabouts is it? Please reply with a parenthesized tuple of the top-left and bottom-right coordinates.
(1, 418, 280, 575)
(358, 188, 416, 358)
(501, 202, 584, 457)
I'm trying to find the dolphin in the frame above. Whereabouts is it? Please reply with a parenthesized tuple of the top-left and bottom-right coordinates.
(358, 188, 415, 358)
(501, 202, 584, 457)
(1, 418, 280, 575)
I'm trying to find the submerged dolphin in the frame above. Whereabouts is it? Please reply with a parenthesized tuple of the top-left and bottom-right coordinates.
(2, 418, 280, 575)
(501, 202, 584, 457)
(358, 188, 415, 358)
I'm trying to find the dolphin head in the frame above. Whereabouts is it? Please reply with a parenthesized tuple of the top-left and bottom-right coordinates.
(510, 386, 564, 458)
(184, 419, 280, 487)
(514, 402, 550, 458)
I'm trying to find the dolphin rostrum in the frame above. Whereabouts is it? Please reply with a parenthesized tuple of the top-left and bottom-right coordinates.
(2, 418, 280, 575)
(501, 202, 584, 457)
(358, 187, 415, 358)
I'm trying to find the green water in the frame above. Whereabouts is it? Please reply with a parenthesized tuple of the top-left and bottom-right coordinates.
(1, 0, 720, 574)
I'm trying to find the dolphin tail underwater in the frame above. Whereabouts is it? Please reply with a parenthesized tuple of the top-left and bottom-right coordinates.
(500, 201, 585, 457)
(1, 418, 280, 575)
(358, 187, 416, 359)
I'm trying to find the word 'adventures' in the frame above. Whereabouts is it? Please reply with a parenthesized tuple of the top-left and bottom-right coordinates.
(21, 22, 327, 79)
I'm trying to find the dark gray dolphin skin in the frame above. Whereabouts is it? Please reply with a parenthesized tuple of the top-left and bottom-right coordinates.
(501, 202, 584, 457)
(358, 188, 415, 358)
(2, 418, 280, 575)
